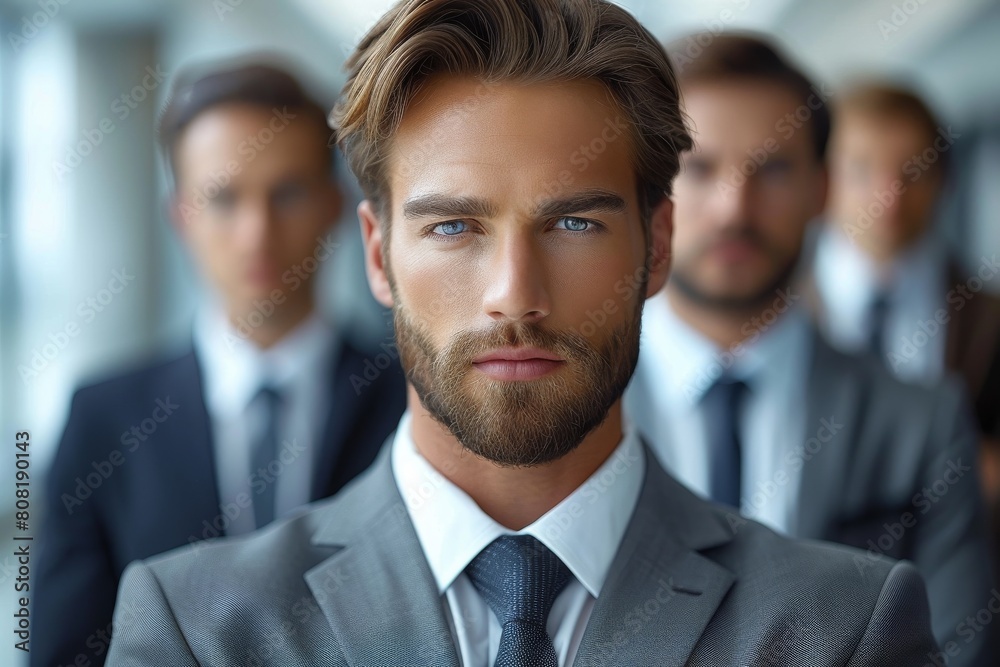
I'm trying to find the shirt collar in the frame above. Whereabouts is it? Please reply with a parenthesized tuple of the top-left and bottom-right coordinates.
(391, 411, 646, 598)
(815, 223, 945, 313)
(193, 301, 338, 416)
(639, 293, 810, 406)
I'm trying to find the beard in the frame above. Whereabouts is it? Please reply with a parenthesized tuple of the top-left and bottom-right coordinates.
(671, 226, 800, 312)
(392, 295, 643, 468)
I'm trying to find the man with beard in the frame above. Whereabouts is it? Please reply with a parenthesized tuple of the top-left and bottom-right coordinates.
(624, 33, 994, 665)
(107, 2, 937, 665)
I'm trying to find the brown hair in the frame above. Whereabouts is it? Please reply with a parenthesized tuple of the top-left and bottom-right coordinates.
(668, 32, 831, 162)
(835, 81, 947, 173)
(331, 0, 692, 226)
(158, 59, 333, 187)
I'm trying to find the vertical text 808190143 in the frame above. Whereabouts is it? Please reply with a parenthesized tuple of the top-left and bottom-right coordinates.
(13, 432, 32, 654)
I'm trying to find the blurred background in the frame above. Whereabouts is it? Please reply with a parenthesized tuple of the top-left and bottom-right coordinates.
(0, 0, 998, 664)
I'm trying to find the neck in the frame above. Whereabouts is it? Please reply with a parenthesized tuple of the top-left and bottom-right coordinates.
(666, 285, 787, 350)
(407, 386, 625, 530)
(227, 294, 316, 349)
(833, 220, 905, 272)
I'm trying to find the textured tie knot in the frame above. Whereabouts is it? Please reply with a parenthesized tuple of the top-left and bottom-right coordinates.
(466, 535, 571, 629)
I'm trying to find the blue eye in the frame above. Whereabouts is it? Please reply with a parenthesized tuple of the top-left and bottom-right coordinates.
(432, 220, 468, 236)
(554, 216, 591, 232)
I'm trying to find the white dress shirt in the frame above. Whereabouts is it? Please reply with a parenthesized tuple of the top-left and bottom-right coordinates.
(193, 302, 338, 535)
(813, 224, 947, 385)
(624, 295, 810, 532)
(391, 410, 645, 667)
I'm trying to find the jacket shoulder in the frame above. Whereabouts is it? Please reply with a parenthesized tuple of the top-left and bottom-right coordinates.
(70, 348, 198, 408)
(705, 508, 934, 658)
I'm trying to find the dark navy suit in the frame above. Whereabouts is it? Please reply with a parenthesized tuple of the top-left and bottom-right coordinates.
(32, 335, 406, 667)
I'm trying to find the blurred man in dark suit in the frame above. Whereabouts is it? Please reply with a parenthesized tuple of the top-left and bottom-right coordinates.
(807, 81, 1000, 516)
(624, 34, 994, 665)
(32, 61, 406, 667)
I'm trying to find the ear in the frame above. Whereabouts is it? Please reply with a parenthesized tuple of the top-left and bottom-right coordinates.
(644, 196, 674, 298)
(358, 200, 394, 308)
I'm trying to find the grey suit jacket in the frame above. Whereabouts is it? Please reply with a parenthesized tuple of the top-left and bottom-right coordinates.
(627, 327, 995, 665)
(106, 438, 938, 666)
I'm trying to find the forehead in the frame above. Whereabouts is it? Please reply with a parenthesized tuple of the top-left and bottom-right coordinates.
(683, 81, 811, 155)
(834, 110, 929, 158)
(388, 76, 638, 210)
(174, 103, 328, 178)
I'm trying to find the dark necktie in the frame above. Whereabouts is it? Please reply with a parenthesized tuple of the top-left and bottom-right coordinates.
(251, 385, 282, 529)
(702, 376, 748, 508)
(465, 535, 572, 667)
(868, 292, 890, 359)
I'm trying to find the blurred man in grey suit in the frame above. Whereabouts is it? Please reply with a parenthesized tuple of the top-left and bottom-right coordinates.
(624, 33, 994, 665)
(806, 81, 1000, 583)
(107, 2, 939, 665)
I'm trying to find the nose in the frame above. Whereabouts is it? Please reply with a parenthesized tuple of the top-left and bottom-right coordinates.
(481, 228, 552, 324)
(710, 176, 755, 230)
(232, 196, 277, 253)
(870, 170, 903, 219)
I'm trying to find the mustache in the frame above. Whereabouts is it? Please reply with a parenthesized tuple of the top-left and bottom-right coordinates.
(444, 321, 592, 365)
(703, 226, 771, 250)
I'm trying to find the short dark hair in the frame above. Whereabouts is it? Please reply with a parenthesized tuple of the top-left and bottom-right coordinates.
(158, 59, 333, 187)
(667, 32, 831, 162)
(331, 0, 693, 227)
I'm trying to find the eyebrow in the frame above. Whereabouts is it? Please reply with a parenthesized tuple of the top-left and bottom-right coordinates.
(402, 195, 499, 220)
(402, 189, 628, 221)
(533, 189, 627, 219)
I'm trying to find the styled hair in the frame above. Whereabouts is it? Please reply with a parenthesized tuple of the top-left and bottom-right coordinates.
(835, 81, 947, 173)
(668, 32, 831, 162)
(331, 0, 693, 224)
(158, 59, 333, 187)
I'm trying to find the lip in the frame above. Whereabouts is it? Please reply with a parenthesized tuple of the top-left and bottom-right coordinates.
(472, 347, 563, 363)
(471, 347, 565, 381)
(245, 264, 281, 285)
(707, 239, 762, 261)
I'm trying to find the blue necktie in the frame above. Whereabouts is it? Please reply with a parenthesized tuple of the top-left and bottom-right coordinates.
(868, 292, 890, 359)
(702, 376, 748, 508)
(465, 535, 571, 667)
(251, 386, 282, 529)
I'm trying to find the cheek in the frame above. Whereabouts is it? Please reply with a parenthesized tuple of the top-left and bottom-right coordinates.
(668, 219, 699, 262)
(392, 243, 484, 328)
(552, 249, 641, 324)
(281, 225, 325, 262)
(187, 226, 226, 263)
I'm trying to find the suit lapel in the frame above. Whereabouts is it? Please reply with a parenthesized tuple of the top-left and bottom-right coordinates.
(311, 339, 395, 498)
(305, 448, 460, 667)
(574, 445, 735, 667)
(155, 349, 220, 537)
(794, 332, 863, 540)
(311, 341, 354, 498)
